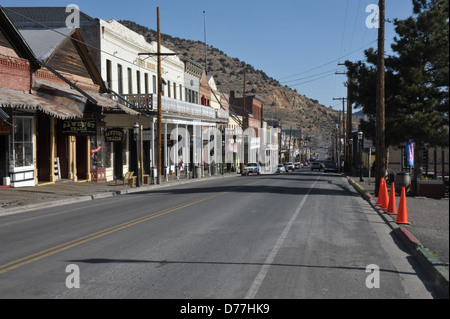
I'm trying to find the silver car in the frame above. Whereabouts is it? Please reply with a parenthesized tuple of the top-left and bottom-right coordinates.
(242, 163, 261, 175)
(276, 164, 286, 173)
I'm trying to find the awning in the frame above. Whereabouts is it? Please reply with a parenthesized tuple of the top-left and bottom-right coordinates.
(0, 107, 9, 121)
(0, 87, 83, 119)
(33, 80, 140, 116)
(86, 91, 140, 116)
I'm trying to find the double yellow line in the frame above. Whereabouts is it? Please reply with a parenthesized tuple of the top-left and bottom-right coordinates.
(0, 191, 226, 276)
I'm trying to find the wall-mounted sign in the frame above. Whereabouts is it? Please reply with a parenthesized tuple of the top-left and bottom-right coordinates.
(105, 128, 124, 142)
(63, 119, 97, 136)
(91, 145, 103, 154)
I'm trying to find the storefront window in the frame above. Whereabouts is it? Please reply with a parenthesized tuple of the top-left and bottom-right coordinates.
(90, 128, 105, 170)
(11, 116, 34, 167)
(105, 141, 112, 169)
(122, 130, 128, 165)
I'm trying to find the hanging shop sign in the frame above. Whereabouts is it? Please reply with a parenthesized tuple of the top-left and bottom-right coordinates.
(0, 120, 11, 135)
(62, 118, 97, 136)
(105, 128, 124, 142)
(406, 139, 414, 167)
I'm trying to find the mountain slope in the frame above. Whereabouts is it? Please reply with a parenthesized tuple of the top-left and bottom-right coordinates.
(119, 20, 341, 143)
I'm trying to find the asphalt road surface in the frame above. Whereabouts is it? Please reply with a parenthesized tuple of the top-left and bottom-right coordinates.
(0, 169, 441, 299)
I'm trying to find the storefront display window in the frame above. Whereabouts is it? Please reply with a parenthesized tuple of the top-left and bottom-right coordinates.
(105, 141, 112, 169)
(11, 116, 34, 168)
(90, 128, 105, 170)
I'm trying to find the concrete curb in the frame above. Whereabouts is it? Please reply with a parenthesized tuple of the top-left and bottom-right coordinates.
(0, 173, 240, 217)
(346, 176, 449, 298)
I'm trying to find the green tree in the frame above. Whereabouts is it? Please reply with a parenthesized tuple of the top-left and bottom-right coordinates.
(346, 0, 448, 192)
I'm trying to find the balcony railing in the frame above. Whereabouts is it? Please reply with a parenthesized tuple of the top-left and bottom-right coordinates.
(121, 94, 153, 111)
(115, 92, 229, 121)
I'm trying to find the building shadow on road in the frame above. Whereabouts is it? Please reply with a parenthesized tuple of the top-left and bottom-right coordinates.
(66, 257, 416, 277)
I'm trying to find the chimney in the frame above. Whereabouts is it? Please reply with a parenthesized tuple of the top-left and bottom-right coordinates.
(230, 91, 235, 103)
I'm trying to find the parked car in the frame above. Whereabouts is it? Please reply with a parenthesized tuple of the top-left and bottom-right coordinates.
(311, 162, 323, 171)
(284, 162, 294, 172)
(276, 164, 286, 173)
(294, 162, 302, 169)
(242, 162, 260, 175)
(323, 161, 338, 173)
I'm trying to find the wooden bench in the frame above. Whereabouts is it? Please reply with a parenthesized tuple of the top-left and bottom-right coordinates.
(115, 171, 136, 187)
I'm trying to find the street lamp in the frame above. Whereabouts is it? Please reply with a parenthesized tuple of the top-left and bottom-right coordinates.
(358, 131, 364, 182)
(134, 122, 141, 187)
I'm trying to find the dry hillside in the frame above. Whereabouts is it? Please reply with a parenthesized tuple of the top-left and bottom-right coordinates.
(119, 20, 342, 144)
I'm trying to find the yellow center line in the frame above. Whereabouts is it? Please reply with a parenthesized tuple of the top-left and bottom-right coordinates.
(0, 177, 268, 276)
(0, 191, 226, 275)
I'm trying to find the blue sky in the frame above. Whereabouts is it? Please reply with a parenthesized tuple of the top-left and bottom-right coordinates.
(1, 0, 414, 110)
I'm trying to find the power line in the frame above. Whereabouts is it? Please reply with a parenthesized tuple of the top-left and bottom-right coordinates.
(277, 39, 377, 81)
(280, 68, 346, 84)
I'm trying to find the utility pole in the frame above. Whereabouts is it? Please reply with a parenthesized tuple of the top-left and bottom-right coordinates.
(242, 72, 247, 169)
(337, 65, 352, 173)
(333, 97, 346, 172)
(157, 7, 162, 185)
(203, 10, 207, 74)
(139, 7, 176, 185)
(375, 0, 385, 196)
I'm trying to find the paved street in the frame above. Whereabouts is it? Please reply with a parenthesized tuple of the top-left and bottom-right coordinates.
(0, 170, 443, 299)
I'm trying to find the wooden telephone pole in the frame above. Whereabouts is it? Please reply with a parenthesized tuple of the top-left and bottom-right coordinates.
(336, 65, 352, 173)
(375, 0, 386, 196)
(333, 97, 346, 173)
(139, 7, 176, 184)
(156, 7, 163, 185)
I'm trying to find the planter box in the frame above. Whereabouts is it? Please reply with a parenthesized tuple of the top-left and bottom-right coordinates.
(417, 179, 445, 199)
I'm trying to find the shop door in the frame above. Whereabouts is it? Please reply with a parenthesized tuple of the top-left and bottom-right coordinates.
(76, 136, 88, 180)
(113, 141, 123, 180)
(0, 135, 8, 184)
(37, 116, 51, 182)
(56, 121, 69, 179)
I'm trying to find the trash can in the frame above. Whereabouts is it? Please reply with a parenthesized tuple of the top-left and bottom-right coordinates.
(395, 172, 411, 194)
(195, 166, 202, 178)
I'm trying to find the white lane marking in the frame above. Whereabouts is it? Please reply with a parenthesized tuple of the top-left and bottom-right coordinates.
(245, 180, 318, 299)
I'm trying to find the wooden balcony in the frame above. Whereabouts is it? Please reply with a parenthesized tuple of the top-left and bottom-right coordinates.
(121, 94, 153, 111)
(113, 92, 229, 122)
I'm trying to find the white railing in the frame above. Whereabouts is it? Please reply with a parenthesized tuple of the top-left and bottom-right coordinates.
(217, 109, 229, 120)
(115, 92, 229, 121)
(155, 95, 222, 121)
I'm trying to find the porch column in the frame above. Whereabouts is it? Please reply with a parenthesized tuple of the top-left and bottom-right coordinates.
(164, 122, 168, 182)
(207, 126, 211, 176)
(175, 124, 179, 179)
(49, 117, 55, 183)
(192, 125, 197, 178)
(185, 124, 189, 179)
(68, 136, 76, 181)
(214, 127, 218, 176)
(86, 136, 91, 181)
(151, 117, 155, 184)
(201, 126, 204, 178)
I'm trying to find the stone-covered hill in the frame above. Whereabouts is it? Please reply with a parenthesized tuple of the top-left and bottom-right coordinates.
(119, 20, 341, 143)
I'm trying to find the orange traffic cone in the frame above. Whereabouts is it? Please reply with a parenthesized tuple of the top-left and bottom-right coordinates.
(376, 178, 386, 207)
(395, 187, 410, 225)
(387, 182, 397, 214)
(381, 179, 389, 211)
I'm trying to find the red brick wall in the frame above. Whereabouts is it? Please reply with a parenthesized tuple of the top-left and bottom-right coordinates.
(0, 54, 31, 91)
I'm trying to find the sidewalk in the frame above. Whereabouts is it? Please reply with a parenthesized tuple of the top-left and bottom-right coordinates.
(0, 172, 240, 215)
(347, 175, 449, 297)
